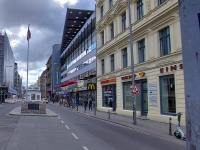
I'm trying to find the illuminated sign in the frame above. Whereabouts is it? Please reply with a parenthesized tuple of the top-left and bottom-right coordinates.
(87, 83, 96, 91)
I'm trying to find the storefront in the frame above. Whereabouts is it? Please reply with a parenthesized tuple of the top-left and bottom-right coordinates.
(101, 78, 116, 111)
(122, 75, 148, 116)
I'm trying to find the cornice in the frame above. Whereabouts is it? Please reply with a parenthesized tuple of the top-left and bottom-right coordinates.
(97, 0, 104, 7)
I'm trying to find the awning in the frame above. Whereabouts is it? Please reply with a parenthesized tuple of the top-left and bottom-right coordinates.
(8, 87, 17, 95)
(60, 80, 77, 87)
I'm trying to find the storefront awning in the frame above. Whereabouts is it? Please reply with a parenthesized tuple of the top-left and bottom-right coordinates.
(60, 80, 77, 87)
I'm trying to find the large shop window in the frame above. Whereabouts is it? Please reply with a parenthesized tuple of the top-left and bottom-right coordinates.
(103, 85, 115, 108)
(123, 82, 147, 111)
(160, 75, 176, 115)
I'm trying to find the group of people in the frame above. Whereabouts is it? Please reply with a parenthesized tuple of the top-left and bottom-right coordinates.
(83, 95, 95, 111)
(52, 94, 95, 110)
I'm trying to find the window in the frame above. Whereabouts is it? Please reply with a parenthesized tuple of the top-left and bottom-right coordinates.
(122, 48, 127, 68)
(101, 31, 104, 46)
(138, 39, 145, 63)
(110, 23, 114, 39)
(101, 59, 105, 74)
(110, 54, 115, 72)
(160, 75, 176, 115)
(137, 0, 144, 20)
(159, 27, 171, 56)
(109, 0, 113, 8)
(158, 0, 166, 5)
(100, 5, 104, 18)
(122, 12, 126, 31)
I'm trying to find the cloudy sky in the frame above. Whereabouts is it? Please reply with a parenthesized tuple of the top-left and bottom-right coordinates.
(0, 0, 95, 87)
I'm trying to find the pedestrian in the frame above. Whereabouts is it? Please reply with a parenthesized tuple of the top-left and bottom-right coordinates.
(83, 99, 88, 111)
(59, 98, 62, 106)
(88, 95, 92, 110)
(53, 98, 55, 104)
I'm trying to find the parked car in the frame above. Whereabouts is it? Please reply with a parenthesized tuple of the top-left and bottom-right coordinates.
(42, 98, 48, 103)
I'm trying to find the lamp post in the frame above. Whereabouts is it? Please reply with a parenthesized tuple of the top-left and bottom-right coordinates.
(127, 0, 137, 125)
(5, 66, 12, 86)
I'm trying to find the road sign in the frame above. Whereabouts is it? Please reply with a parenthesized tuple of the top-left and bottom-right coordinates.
(131, 83, 140, 94)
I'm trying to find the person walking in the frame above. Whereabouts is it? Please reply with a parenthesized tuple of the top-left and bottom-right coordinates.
(83, 98, 88, 111)
(88, 95, 93, 110)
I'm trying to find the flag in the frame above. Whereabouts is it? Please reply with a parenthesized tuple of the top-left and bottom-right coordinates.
(27, 26, 31, 41)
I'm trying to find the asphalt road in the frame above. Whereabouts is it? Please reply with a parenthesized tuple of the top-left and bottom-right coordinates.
(0, 102, 186, 150)
(47, 104, 186, 150)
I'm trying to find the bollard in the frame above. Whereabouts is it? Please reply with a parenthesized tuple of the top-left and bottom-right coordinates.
(108, 109, 110, 119)
(76, 105, 78, 111)
(169, 117, 172, 135)
(94, 107, 96, 116)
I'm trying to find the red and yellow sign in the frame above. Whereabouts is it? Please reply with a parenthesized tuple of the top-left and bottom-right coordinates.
(100, 78, 116, 84)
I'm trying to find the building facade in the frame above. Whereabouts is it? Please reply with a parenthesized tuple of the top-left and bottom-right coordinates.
(96, 0, 185, 125)
(46, 56, 52, 100)
(60, 8, 96, 103)
(40, 69, 47, 99)
(0, 31, 17, 102)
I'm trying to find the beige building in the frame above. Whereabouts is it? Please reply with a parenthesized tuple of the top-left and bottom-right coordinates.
(96, 0, 185, 125)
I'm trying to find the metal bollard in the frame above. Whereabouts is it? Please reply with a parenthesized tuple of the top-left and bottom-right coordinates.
(94, 107, 96, 116)
(108, 109, 110, 119)
(169, 117, 172, 135)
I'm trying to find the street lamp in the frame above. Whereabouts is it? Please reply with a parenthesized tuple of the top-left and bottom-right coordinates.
(127, 0, 137, 125)
(5, 66, 12, 86)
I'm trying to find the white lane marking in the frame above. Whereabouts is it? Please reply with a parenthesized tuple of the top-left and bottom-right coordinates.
(71, 133, 79, 139)
(82, 146, 89, 150)
(65, 125, 70, 129)
(58, 117, 60, 119)
(61, 120, 64, 123)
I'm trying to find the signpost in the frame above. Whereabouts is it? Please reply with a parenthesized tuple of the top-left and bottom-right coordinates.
(130, 83, 140, 122)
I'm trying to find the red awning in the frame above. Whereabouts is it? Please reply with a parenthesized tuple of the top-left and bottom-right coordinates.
(60, 80, 77, 87)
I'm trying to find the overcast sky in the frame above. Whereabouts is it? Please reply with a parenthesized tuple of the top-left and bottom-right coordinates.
(0, 0, 95, 87)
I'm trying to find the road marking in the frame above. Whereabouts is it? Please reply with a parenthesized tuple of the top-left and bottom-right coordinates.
(82, 146, 89, 150)
(61, 120, 64, 123)
(65, 125, 70, 129)
(58, 117, 60, 119)
(71, 133, 79, 139)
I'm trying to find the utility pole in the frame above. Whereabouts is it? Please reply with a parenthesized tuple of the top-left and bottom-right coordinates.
(127, 0, 137, 125)
(178, 0, 200, 149)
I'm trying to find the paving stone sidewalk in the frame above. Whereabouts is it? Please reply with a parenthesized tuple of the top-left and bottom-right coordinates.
(50, 102, 186, 142)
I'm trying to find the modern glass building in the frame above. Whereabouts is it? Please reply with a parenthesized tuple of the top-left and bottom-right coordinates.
(60, 8, 96, 104)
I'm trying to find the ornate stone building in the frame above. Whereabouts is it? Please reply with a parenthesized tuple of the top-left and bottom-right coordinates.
(96, 0, 184, 125)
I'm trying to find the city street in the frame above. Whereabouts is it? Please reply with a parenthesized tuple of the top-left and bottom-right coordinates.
(0, 102, 186, 150)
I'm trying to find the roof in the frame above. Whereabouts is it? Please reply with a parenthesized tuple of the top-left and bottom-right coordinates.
(61, 8, 94, 52)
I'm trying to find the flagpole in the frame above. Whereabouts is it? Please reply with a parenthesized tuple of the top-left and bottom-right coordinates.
(27, 24, 30, 91)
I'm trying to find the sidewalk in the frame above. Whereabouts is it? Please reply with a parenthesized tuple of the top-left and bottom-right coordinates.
(50, 102, 186, 142)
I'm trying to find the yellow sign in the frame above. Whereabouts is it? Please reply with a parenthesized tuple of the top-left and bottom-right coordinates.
(87, 83, 96, 91)
(73, 88, 77, 92)
(56, 67, 59, 71)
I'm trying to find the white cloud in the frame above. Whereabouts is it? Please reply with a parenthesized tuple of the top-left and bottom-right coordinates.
(54, 0, 78, 7)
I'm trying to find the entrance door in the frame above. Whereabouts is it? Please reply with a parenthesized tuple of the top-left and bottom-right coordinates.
(136, 80, 148, 116)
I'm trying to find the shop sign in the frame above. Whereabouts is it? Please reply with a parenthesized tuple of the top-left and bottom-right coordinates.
(87, 83, 96, 91)
(121, 74, 136, 80)
(149, 87, 156, 91)
(149, 82, 157, 107)
(160, 64, 183, 73)
(104, 91, 112, 96)
(149, 91, 157, 95)
(100, 78, 116, 84)
(78, 87, 87, 91)
(73, 88, 78, 92)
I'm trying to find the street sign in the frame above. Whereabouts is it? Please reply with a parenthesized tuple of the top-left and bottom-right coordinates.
(131, 83, 140, 94)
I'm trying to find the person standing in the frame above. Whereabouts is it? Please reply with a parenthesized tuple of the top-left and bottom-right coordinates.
(88, 95, 93, 110)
